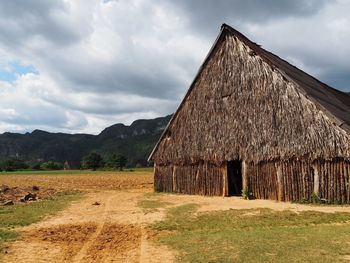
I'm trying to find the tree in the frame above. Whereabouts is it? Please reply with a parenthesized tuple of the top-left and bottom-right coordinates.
(105, 154, 117, 169)
(115, 154, 127, 171)
(105, 154, 127, 171)
(81, 152, 103, 171)
(28, 161, 42, 170)
(40, 161, 63, 170)
(0, 157, 28, 171)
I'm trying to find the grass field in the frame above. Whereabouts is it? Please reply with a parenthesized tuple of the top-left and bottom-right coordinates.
(137, 199, 172, 212)
(152, 205, 350, 262)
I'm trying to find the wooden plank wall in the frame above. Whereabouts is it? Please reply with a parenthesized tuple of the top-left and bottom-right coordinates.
(154, 162, 224, 196)
(248, 160, 315, 202)
(247, 161, 278, 200)
(154, 165, 173, 192)
(155, 159, 350, 203)
(316, 159, 350, 204)
(247, 159, 350, 203)
(279, 160, 314, 202)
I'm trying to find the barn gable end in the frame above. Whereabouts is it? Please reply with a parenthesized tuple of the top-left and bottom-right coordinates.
(150, 24, 350, 203)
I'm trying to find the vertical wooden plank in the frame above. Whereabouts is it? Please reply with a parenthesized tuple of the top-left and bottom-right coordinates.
(284, 161, 289, 201)
(242, 160, 248, 195)
(335, 160, 339, 203)
(347, 161, 350, 204)
(326, 161, 330, 202)
(319, 161, 323, 199)
(172, 165, 177, 192)
(153, 163, 157, 192)
(325, 161, 329, 201)
(312, 163, 319, 197)
(256, 163, 258, 198)
(332, 161, 336, 203)
(341, 161, 346, 204)
(282, 161, 287, 201)
(276, 162, 283, 201)
(289, 161, 293, 201)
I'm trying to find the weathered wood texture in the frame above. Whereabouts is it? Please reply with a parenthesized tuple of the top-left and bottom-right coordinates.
(154, 165, 173, 193)
(247, 161, 279, 200)
(155, 159, 350, 203)
(151, 34, 350, 165)
(247, 160, 315, 202)
(316, 159, 350, 204)
(154, 162, 224, 196)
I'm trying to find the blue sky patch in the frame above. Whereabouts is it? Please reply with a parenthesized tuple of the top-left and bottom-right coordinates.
(0, 61, 38, 82)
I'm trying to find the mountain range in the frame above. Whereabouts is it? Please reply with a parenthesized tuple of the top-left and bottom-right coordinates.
(0, 115, 172, 167)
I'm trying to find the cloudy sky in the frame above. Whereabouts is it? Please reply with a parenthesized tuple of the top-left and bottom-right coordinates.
(0, 0, 349, 134)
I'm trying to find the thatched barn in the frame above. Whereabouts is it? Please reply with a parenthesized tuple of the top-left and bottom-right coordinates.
(149, 24, 350, 203)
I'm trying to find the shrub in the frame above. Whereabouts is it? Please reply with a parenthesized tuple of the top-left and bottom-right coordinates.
(28, 161, 42, 170)
(115, 154, 127, 171)
(242, 186, 254, 200)
(81, 152, 104, 171)
(40, 161, 63, 170)
(0, 157, 29, 171)
(105, 154, 127, 171)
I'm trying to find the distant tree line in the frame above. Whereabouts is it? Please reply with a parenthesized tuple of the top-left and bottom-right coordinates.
(0, 153, 129, 172)
(0, 157, 63, 172)
(81, 153, 127, 171)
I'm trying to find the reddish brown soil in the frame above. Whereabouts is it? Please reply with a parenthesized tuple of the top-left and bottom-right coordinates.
(27, 223, 97, 261)
(23, 223, 142, 262)
(0, 171, 153, 192)
(0, 185, 57, 204)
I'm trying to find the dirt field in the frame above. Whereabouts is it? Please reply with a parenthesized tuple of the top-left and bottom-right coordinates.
(0, 170, 153, 191)
(3, 170, 350, 262)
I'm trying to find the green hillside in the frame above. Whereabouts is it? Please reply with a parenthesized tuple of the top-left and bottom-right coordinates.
(0, 115, 172, 168)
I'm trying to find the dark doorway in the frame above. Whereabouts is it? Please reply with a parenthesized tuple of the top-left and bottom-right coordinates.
(227, 160, 242, 196)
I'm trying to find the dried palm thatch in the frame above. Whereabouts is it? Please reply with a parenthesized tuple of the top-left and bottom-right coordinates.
(149, 24, 350, 203)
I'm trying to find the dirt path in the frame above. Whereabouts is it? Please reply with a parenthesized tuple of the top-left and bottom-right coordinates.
(4, 190, 350, 263)
(3, 190, 176, 263)
(71, 195, 112, 263)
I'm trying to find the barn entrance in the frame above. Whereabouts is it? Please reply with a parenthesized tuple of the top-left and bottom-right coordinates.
(227, 160, 242, 196)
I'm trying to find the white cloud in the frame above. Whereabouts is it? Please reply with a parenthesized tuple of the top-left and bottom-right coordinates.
(0, 109, 19, 120)
(239, 0, 350, 89)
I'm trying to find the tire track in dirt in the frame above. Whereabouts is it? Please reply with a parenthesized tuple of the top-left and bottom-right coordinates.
(71, 196, 112, 263)
(139, 226, 148, 263)
(3, 191, 177, 263)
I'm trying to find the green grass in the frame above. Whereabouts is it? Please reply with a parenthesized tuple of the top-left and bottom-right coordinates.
(0, 192, 82, 228)
(152, 206, 350, 262)
(0, 230, 18, 253)
(138, 199, 172, 212)
(0, 191, 83, 254)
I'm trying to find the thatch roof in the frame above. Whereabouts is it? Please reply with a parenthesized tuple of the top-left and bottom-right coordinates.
(223, 24, 350, 133)
(149, 24, 350, 163)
